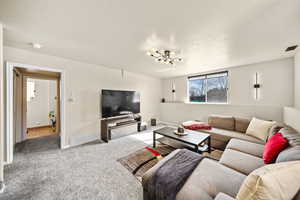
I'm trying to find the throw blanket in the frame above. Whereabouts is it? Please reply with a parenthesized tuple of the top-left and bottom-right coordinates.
(146, 149, 204, 200)
(182, 120, 212, 130)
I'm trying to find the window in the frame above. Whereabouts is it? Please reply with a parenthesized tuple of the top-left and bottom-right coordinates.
(188, 71, 228, 103)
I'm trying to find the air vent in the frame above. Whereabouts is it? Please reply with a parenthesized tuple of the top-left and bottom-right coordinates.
(285, 45, 298, 52)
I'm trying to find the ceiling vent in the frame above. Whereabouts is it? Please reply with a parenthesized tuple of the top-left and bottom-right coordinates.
(285, 45, 298, 52)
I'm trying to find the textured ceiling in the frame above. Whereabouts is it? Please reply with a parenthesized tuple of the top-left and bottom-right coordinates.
(0, 0, 299, 78)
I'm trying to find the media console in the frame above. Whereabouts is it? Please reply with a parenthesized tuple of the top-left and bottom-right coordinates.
(100, 114, 142, 142)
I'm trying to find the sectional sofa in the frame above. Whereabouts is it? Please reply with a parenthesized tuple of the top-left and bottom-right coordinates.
(142, 116, 300, 200)
(197, 115, 269, 150)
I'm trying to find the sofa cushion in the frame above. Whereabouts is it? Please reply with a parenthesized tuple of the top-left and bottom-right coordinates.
(176, 187, 213, 200)
(236, 161, 300, 200)
(246, 118, 276, 141)
(200, 128, 265, 144)
(176, 158, 246, 199)
(276, 146, 300, 163)
(219, 149, 265, 175)
(268, 123, 285, 139)
(214, 193, 235, 200)
(235, 117, 250, 133)
(279, 126, 300, 147)
(226, 139, 264, 158)
(208, 115, 235, 131)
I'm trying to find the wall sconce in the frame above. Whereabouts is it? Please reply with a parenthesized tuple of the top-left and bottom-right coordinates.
(172, 82, 176, 101)
(254, 72, 261, 100)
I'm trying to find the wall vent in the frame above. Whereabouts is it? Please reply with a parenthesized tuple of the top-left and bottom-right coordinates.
(285, 45, 298, 52)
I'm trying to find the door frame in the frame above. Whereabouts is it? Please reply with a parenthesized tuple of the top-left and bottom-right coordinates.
(6, 62, 67, 164)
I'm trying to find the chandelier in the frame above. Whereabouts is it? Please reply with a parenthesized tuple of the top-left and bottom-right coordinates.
(146, 49, 183, 65)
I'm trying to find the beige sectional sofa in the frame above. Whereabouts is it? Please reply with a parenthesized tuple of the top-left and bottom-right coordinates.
(197, 115, 268, 150)
(142, 116, 300, 200)
(143, 137, 300, 199)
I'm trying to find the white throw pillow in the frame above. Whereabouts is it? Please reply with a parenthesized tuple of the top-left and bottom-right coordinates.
(236, 161, 300, 200)
(246, 118, 276, 141)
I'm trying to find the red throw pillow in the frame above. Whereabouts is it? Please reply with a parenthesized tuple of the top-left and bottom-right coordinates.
(183, 124, 212, 130)
(263, 133, 288, 164)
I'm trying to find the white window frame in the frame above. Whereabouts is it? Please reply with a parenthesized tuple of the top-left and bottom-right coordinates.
(187, 71, 229, 104)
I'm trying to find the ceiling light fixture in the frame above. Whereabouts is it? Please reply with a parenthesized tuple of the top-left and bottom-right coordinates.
(146, 49, 183, 66)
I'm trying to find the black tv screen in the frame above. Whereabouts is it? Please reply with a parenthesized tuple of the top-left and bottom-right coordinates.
(101, 90, 140, 118)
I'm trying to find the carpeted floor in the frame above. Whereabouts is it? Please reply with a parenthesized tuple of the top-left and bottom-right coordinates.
(1, 125, 222, 200)
(1, 126, 161, 200)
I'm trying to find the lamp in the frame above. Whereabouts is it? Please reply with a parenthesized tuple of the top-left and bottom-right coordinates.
(254, 72, 261, 100)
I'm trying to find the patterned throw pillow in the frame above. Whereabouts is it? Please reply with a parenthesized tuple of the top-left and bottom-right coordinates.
(279, 126, 300, 147)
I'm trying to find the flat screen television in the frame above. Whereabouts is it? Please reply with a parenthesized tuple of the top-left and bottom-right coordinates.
(101, 89, 140, 118)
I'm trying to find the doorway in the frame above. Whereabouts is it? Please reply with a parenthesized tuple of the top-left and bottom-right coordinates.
(26, 78, 58, 139)
(6, 62, 66, 164)
(13, 67, 61, 145)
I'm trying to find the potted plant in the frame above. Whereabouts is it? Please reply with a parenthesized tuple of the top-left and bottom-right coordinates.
(49, 111, 56, 132)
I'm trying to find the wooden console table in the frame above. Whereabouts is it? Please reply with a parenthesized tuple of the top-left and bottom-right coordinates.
(101, 115, 141, 142)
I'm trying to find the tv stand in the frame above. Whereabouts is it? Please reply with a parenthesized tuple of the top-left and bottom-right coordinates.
(100, 114, 142, 142)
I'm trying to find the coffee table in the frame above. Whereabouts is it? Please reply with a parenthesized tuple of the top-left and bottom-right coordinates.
(153, 127, 211, 153)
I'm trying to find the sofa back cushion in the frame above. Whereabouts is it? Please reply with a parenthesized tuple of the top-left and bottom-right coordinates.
(208, 115, 235, 131)
(246, 118, 276, 141)
(275, 126, 300, 163)
(279, 126, 300, 147)
(276, 146, 300, 163)
(236, 161, 300, 200)
(235, 118, 251, 133)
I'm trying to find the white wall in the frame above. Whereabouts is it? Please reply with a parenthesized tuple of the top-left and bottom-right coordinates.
(4, 46, 162, 146)
(295, 51, 300, 109)
(0, 24, 4, 188)
(161, 58, 294, 123)
(284, 107, 300, 132)
(27, 79, 56, 128)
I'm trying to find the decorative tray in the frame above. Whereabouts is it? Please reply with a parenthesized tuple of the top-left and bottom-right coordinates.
(173, 130, 188, 136)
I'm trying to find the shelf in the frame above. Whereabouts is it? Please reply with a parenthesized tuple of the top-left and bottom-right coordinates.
(108, 121, 138, 130)
(101, 115, 142, 143)
(157, 137, 209, 153)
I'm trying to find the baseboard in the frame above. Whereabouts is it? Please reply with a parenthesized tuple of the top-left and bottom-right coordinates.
(158, 120, 180, 127)
(27, 125, 52, 130)
(0, 182, 5, 193)
(61, 145, 70, 149)
(4, 161, 10, 166)
(69, 133, 100, 147)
